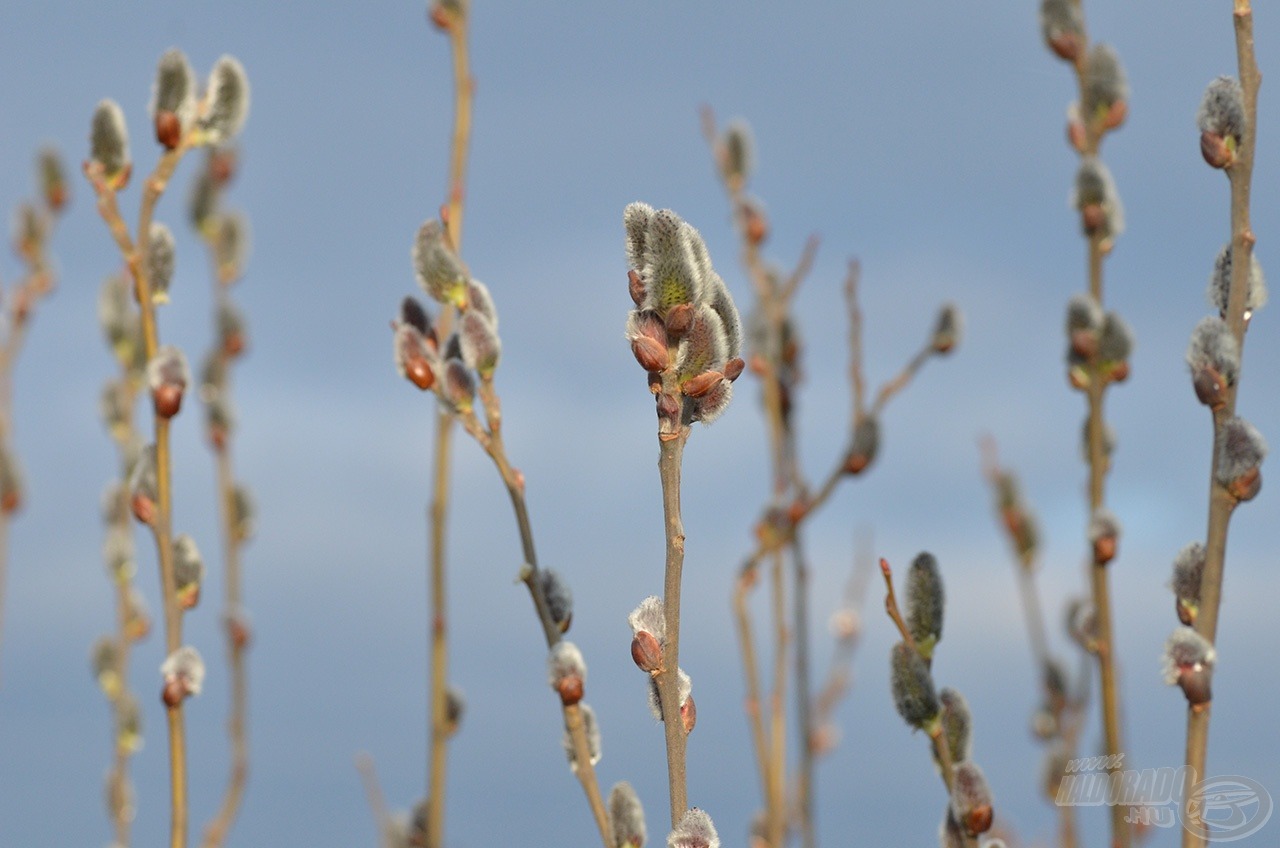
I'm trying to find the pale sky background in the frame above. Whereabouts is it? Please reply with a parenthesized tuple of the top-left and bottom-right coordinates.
(0, 2, 1278, 846)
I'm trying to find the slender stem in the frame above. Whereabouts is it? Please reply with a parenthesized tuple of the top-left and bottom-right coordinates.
(1183, 7, 1259, 847)
(656, 429, 690, 827)
(732, 569, 775, 831)
(92, 140, 192, 848)
(426, 14, 473, 843)
(355, 753, 397, 848)
(766, 549, 787, 848)
(565, 704, 614, 848)
(791, 536, 815, 848)
(199, 446, 249, 848)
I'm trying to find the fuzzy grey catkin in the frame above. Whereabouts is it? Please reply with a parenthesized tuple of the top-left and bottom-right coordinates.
(147, 222, 177, 303)
(1039, 0, 1083, 55)
(890, 641, 939, 730)
(1072, 157, 1124, 240)
(199, 56, 250, 144)
(641, 209, 705, 314)
(668, 808, 719, 848)
(563, 702, 602, 773)
(628, 595, 666, 643)
(1215, 416, 1266, 486)
(1171, 542, 1205, 606)
(412, 219, 469, 306)
(608, 781, 647, 848)
(458, 310, 501, 376)
(1083, 44, 1128, 115)
(1197, 76, 1246, 140)
(939, 687, 972, 763)
(1098, 312, 1134, 363)
(160, 645, 206, 696)
(1162, 627, 1215, 685)
(623, 202, 654, 270)
(720, 119, 754, 185)
(905, 552, 945, 656)
(1208, 244, 1267, 316)
(1088, 508, 1121, 544)
(171, 534, 205, 593)
(931, 303, 962, 354)
(538, 569, 573, 632)
(150, 48, 197, 130)
(90, 99, 130, 178)
(1186, 316, 1240, 385)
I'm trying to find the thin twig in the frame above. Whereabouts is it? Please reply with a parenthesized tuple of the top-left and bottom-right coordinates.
(1183, 5, 1260, 847)
(356, 753, 398, 848)
(426, 10, 474, 845)
(656, 427, 691, 827)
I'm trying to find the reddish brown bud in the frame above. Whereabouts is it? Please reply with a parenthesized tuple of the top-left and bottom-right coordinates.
(557, 675, 584, 707)
(628, 269, 645, 306)
(631, 631, 662, 674)
(723, 356, 745, 382)
(1048, 31, 1082, 62)
(648, 371, 661, 394)
(1093, 536, 1116, 565)
(1070, 329, 1098, 360)
(656, 393, 680, 419)
(0, 489, 19, 515)
(428, 4, 450, 30)
(210, 149, 237, 186)
(786, 499, 807, 525)
(681, 370, 723, 398)
(1108, 361, 1130, 383)
(1227, 466, 1261, 502)
(228, 617, 252, 650)
(1104, 99, 1128, 130)
(681, 695, 697, 734)
(743, 206, 768, 246)
(1201, 132, 1235, 169)
(132, 493, 155, 525)
(1067, 118, 1087, 154)
(748, 354, 767, 375)
(1193, 366, 1228, 410)
(154, 110, 182, 149)
(405, 356, 435, 391)
(162, 678, 185, 707)
(1068, 365, 1090, 390)
(177, 584, 200, 611)
(632, 336, 669, 372)
(223, 332, 246, 358)
(1176, 596, 1196, 627)
(153, 383, 184, 419)
(1081, 203, 1106, 234)
(665, 303, 694, 337)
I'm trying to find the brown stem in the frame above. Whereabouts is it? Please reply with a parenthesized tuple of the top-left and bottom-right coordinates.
(92, 138, 192, 848)
(791, 536, 815, 848)
(199, 448, 249, 848)
(656, 428, 690, 827)
(732, 568, 775, 834)
(355, 753, 397, 847)
(766, 549, 787, 848)
(564, 704, 614, 848)
(1183, 7, 1259, 847)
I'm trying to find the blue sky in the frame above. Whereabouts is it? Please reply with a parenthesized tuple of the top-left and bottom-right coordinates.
(0, 2, 1277, 846)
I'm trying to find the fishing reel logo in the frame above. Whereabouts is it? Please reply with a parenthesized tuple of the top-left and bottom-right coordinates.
(1055, 757, 1271, 841)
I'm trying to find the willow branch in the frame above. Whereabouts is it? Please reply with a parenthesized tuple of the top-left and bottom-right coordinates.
(656, 427, 691, 827)
(1183, 5, 1260, 847)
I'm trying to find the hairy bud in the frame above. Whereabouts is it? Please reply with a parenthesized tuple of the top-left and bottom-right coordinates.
(129, 446, 158, 524)
(147, 222, 177, 304)
(1040, 0, 1084, 61)
(930, 304, 962, 355)
(564, 702, 602, 774)
(37, 146, 68, 212)
(641, 209, 705, 315)
(90, 99, 130, 187)
(147, 345, 191, 419)
(150, 49, 197, 148)
(212, 212, 250, 283)
(172, 534, 205, 609)
(1215, 416, 1266, 501)
(951, 762, 995, 837)
(198, 56, 250, 145)
(160, 645, 205, 706)
(668, 808, 719, 848)
(1067, 597, 1098, 652)
(1186, 317, 1240, 409)
(844, 416, 880, 475)
(624, 201, 654, 271)
(412, 220, 468, 306)
(1088, 507, 1121, 565)
(548, 641, 586, 706)
(441, 358, 475, 413)
(1197, 77, 1246, 169)
(719, 119, 754, 188)
(648, 668, 692, 725)
(1163, 627, 1215, 708)
(939, 687, 972, 764)
(539, 569, 574, 633)
(609, 781, 648, 848)
(890, 641, 939, 730)
(629, 596, 666, 673)
(906, 552, 945, 658)
(92, 637, 123, 698)
(458, 310, 501, 376)
(1208, 244, 1267, 321)
(1171, 542, 1205, 626)
(1083, 44, 1128, 127)
(1072, 158, 1124, 246)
